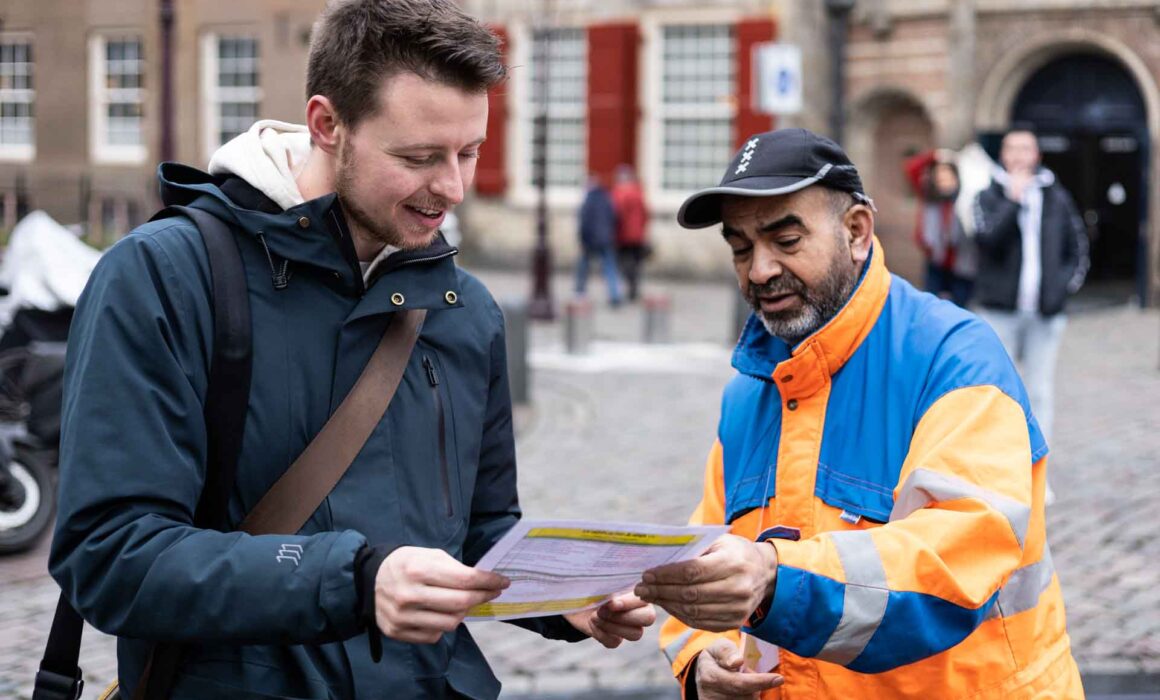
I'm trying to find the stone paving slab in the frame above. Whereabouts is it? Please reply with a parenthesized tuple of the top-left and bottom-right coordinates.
(1, 269, 1158, 698)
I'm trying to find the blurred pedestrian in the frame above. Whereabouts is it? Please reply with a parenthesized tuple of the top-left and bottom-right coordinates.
(46, 2, 653, 698)
(973, 128, 1089, 449)
(575, 173, 623, 306)
(637, 127, 1080, 699)
(904, 148, 975, 307)
(611, 164, 650, 302)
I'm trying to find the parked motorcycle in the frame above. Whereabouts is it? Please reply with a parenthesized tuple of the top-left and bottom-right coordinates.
(0, 211, 99, 553)
(0, 328, 67, 553)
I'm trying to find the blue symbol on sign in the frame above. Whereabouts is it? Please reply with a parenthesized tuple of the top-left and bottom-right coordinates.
(777, 68, 793, 95)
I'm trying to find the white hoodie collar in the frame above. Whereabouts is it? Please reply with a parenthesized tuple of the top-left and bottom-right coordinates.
(991, 164, 1055, 190)
(209, 119, 402, 282)
(208, 120, 312, 211)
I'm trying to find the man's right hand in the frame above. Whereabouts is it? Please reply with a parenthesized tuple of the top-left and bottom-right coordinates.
(1006, 171, 1033, 203)
(695, 639, 784, 699)
(374, 546, 509, 644)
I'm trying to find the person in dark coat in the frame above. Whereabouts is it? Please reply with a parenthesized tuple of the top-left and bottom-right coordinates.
(48, 2, 654, 698)
(973, 128, 1089, 503)
(575, 174, 624, 306)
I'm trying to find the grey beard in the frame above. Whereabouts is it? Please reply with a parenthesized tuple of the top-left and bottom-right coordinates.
(750, 263, 858, 346)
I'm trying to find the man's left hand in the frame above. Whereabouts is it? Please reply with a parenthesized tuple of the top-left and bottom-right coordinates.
(634, 535, 777, 632)
(565, 593, 657, 648)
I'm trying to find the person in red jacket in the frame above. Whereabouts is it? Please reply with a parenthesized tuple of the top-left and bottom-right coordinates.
(611, 164, 650, 302)
(904, 149, 975, 307)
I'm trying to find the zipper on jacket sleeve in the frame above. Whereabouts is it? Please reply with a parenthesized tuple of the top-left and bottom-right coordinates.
(422, 355, 454, 518)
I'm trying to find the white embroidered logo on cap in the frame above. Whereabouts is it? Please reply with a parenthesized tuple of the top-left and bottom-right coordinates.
(735, 138, 760, 175)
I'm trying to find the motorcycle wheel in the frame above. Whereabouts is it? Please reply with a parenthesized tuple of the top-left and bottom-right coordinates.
(0, 448, 55, 554)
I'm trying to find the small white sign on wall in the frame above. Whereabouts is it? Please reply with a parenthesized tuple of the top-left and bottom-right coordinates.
(754, 43, 803, 115)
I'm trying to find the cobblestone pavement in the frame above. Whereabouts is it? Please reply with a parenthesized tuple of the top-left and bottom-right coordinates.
(1, 268, 1157, 698)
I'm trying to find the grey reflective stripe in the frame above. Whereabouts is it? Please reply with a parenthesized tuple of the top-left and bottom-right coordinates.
(890, 468, 1030, 548)
(663, 629, 695, 665)
(816, 530, 890, 666)
(986, 546, 1057, 620)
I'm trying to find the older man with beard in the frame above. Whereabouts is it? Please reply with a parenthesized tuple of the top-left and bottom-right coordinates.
(640, 129, 1082, 700)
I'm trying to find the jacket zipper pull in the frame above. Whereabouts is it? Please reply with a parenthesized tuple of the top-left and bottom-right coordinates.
(256, 231, 292, 290)
(422, 356, 439, 387)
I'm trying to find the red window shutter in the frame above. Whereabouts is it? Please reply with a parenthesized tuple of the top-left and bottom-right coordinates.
(475, 25, 508, 196)
(734, 17, 777, 148)
(587, 23, 639, 183)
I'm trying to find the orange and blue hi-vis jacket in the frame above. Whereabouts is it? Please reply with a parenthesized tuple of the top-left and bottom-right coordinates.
(660, 242, 1083, 699)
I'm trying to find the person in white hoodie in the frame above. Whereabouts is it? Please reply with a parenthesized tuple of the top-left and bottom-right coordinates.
(49, 2, 653, 699)
(972, 128, 1089, 501)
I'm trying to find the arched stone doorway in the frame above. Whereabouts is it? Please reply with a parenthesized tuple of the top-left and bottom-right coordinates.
(976, 30, 1159, 305)
(1012, 52, 1147, 300)
(846, 89, 934, 284)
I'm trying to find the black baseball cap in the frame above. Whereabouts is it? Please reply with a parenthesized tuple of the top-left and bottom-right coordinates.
(677, 128, 875, 229)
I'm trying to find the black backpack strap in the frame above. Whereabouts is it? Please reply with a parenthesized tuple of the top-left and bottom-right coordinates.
(170, 205, 253, 532)
(31, 594, 85, 700)
(34, 205, 253, 700)
(139, 205, 253, 700)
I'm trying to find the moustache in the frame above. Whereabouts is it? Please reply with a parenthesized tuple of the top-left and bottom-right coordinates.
(405, 198, 452, 212)
(749, 273, 807, 300)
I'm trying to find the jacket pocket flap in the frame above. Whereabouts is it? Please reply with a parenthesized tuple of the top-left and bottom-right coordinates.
(725, 471, 775, 525)
(814, 463, 893, 523)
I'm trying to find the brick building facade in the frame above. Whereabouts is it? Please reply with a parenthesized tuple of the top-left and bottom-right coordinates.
(826, 0, 1160, 302)
(461, 0, 776, 277)
(464, 0, 1160, 297)
(0, 0, 322, 243)
(1, 0, 1157, 301)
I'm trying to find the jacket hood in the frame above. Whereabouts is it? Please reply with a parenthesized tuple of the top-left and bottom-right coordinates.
(157, 161, 352, 276)
(208, 120, 311, 210)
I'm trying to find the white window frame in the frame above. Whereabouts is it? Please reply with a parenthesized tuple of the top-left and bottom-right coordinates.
(641, 11, 741, 212)
(508, 21, 586, 209)
(89, 33, 147, 164)
(0, 33, 35, 162)
(201, 32, 263, 164)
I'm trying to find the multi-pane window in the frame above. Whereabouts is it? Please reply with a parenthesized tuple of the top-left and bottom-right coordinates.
(0, 38, 34, 159)
(659, 25, 735, 191)
(215, 37, 260, 146)
(105, 39, 144, 145)
(204, 34, 261, 157)
(90, 35, 146, 162)
(526, 28, 586, 189)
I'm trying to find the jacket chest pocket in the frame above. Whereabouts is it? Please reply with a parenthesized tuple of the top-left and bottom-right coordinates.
(814, 462, 894, 527)
(393, 348, 466, 547)
(421, 352, 460, 522)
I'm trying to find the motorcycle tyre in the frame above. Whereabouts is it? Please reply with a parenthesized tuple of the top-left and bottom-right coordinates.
(0, 448, 55, 554)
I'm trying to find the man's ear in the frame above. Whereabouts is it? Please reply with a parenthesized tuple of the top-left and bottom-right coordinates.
(844, 204, 875, 265)
(305, 95, 343, 156)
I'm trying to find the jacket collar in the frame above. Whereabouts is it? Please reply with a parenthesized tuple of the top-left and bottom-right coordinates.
(732, 237, 890, 391)
(990, 164, 1055, 190)
(159, 162, 349, 275)
(157, 162, 460, 302)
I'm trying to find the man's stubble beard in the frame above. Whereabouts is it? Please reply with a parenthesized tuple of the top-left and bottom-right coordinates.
(746, 237, 859, 346)
(335, 140, 440, 252)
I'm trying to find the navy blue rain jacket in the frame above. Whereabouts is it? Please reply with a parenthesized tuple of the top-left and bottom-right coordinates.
(578, 185, 616, 250)
(49, 164, 581, 699)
